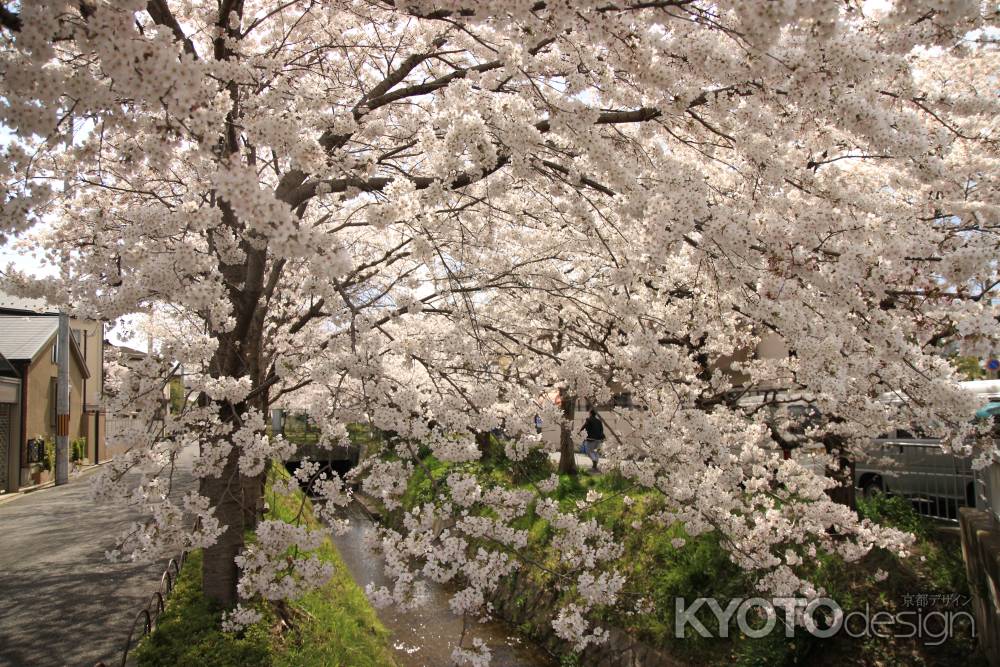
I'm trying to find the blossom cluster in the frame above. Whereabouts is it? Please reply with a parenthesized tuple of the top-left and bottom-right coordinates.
(1, 0, 997, 661)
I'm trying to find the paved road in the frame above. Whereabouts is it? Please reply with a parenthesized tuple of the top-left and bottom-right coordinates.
(547, 451, 604, 473)
(0, 450, 194, 667)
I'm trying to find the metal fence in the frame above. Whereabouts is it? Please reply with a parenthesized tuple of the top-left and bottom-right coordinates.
(855, 440, 982, 522)
(92, 555, 183, 667)
(93, 517, 200, 667)
(105, 415, 142, 460)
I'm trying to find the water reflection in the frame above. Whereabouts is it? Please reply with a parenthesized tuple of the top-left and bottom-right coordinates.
(329, 503, 555, 667)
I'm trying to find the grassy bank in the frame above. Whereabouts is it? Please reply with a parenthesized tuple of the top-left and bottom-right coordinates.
(393, 440, 983, 666)
(134, 465, 395, 667)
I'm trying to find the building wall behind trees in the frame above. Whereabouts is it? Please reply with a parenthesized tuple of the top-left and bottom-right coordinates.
(23, 338, 86, 453)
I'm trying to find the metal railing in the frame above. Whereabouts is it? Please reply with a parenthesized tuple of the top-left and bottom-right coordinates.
(93, 554, 184, 667)
(94, 513, 201, 667)
(855, 440, 980, 522)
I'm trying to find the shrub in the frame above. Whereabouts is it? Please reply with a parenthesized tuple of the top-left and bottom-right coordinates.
(858, 491, 971, 595)
(71, 437, 87, 462)
(857, 492, 928, 539)
(42, 438, 55, 472)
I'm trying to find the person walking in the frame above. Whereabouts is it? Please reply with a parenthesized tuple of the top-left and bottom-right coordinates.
(578, 409, 605, 472)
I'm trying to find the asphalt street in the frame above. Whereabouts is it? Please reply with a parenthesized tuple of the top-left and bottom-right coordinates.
(0, 449, 194, 667)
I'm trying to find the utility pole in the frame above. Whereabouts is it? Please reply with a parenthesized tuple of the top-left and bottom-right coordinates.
(56, 110, 73, 485)
(55, 313, 70, 485)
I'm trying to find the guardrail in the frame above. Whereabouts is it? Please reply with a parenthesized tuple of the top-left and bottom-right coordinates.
(855, 440, 981, 522)
(94, 515, 200, 667)
(93, 554, 184, 667)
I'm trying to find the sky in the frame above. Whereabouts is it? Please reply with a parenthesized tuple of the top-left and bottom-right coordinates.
(1, 235, 145, 348)
(0, 113, 145, 346)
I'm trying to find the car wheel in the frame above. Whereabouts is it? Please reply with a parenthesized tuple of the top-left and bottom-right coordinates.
(861, 476, 884, 500)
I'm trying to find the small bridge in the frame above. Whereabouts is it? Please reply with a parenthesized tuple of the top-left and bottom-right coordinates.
(272, 410, 360, 480)
(286, 440, 360, 479)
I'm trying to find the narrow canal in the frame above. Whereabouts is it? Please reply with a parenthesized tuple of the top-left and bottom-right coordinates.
(330, 502, 556, 667)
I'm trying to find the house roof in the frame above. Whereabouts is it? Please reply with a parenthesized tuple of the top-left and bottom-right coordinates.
(0, 291, 58, 315)
(0, 316, 58, 360)
(0, 315, 90, 377)
(106, 341, 147, 358)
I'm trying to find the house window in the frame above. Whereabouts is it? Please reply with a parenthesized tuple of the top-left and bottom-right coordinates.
(72, 329, 86, 359)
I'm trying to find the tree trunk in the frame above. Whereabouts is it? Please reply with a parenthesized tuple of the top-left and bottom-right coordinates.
(826, 457, 856, 509)
(200, 443, 243, 607)
(558, 389, 577, 475)
(241, 471, 266, 529)
(476, 430, 492, 458)
(822, 432, 856, 509)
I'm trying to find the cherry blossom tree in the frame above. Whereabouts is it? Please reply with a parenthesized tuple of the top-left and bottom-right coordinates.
(2, 0, 998, 656)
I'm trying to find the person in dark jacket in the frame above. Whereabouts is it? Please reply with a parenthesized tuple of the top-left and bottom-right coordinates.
(578, 409, 605, 471)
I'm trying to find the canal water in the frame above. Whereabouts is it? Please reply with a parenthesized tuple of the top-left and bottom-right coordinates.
(330, 503, 556, 667)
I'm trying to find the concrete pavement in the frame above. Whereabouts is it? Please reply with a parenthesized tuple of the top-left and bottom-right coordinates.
(0, 450, 194, 667)
(547, 451, 604, 473)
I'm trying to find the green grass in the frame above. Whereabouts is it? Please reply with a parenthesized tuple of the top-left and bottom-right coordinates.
(266, 466, 396, 667)
(386, 443, 983, 667)
(132, 550, 274, 667)
(135, 464, 395, 667)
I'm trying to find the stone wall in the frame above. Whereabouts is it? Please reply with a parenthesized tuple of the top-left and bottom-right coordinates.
(490, 568, 686, 667)
(959, 507, 1000, 666)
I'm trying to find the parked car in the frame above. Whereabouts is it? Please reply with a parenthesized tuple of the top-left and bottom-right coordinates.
(854, 434, 977, 520)
(854, 381, 1000, 521)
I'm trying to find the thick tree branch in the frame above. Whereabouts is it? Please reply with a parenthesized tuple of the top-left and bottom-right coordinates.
(145, 0, 200, 59)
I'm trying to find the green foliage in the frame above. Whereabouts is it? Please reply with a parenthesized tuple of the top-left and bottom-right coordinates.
(559, 652, 580, 667)
(389, 446, 982, 667)
(41, 438, 55, 472)
(71, 437, 87, 462)
(136, 463, 396, 667)
(857, 492, 929, 539)
(731, 632, 814, 667)
(399, 456, 450, 510)
(951, 355, 987, 381)
(168, 378, 186, 414)
(133, 551, 273, 667)
(858, 492, 970, 594)
(478, 432, 553, 484)
(554, 473, 584, 500)
(510, 447, 552, 484)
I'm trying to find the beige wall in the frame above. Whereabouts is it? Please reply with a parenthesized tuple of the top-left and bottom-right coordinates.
(69, 318, 105, 461)
(69, 317, 103, 408)
(23, 337, 87, 448)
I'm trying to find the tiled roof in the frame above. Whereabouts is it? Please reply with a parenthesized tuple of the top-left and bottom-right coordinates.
(107, 342, 147, 358)
(0, 315, 90, 377)
(0, 291, 57, 315)
(0, 315, 58, 360)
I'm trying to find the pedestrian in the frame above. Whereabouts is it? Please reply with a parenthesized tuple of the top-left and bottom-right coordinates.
(534, 413, 543, 434)
(578, 408, 605, 471)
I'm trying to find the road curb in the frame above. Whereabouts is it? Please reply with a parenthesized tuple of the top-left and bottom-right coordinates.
(0, 460, 110, 507)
